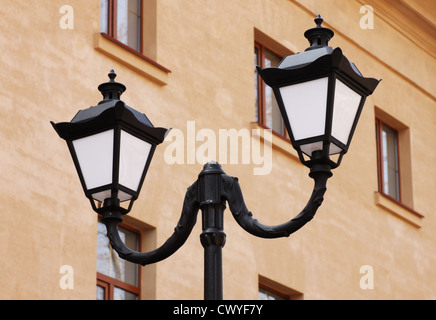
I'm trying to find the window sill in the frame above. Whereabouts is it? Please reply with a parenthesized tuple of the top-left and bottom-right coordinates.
(94, 33, 170, 86)
(250, 122, 300, 163)
(374, 192, 423, 228)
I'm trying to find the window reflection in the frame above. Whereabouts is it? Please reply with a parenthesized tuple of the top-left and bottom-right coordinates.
(100, 0, 141, 52)
(264, 49, 283, 135)
(117, 0, 141, 51)
(254, 44, 285, 136)
(97, 220, 140, 299)
(381, 124, 400, 200)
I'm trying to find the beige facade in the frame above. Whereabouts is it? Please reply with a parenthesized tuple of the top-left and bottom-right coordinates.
(0, 0, 435, 300)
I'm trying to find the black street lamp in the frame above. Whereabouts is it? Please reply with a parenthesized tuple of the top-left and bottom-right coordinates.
(51, 15, 379, 300)
(51, 70, 168, 215)
(257, 15, 380, 168)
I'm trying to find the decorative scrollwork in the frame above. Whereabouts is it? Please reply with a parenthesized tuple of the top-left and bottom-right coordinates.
(101, 181, 200, 266)
(221, 164, 332, 239)
(101, 161, 332, 266)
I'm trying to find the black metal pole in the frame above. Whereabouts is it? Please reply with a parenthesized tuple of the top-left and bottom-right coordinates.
(200, 204, 226, 300)
(198, 161, 226, 300)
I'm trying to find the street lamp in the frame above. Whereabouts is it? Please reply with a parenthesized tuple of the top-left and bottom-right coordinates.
(257, 15, 380, 168)
(51, 70, 168, 215)
(51, 15, 379, 300)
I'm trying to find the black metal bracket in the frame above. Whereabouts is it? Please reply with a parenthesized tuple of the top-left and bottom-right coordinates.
(100, 160, 332, 299)
(223, 162, 332, 238)
(101, 180, 200, 266)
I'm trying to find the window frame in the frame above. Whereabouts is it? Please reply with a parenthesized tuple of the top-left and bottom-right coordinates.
(258, 284, 289, 300)
(102, 0, 143, 54)
(375, 118, 401, 202)
(97, 272, 140, 300)
(373, 109, 423, 226)
(96, 221, 141, 300)
(255, 42, 289, 140)
(258, 275, 303, 300)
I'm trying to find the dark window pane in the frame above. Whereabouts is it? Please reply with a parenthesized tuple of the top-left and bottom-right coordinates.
(254, 47, 259, 122)
(261, 48, 284, 135)
(381, 124, 400, 200)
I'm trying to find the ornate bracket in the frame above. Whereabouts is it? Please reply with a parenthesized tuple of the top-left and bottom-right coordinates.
(101, 181, 200, 266)
(222, 162, 332, 238)
(100, 161, 332, 268)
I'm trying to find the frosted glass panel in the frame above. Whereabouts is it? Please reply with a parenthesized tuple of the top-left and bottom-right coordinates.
(331, 80, 362, 145)
(329, 142, 343, 155)
(73, 130, 114, 190)
(279, 77, 328, 141)
(300, 142, 323, 156)
(92, 190, 112, 203)
(119, 130, 152, 192)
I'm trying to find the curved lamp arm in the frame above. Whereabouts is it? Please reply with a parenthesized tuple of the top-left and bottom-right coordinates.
(101, 161, 332, 267)
(221, 162, 332, 239)
(101, 181, 200, 266)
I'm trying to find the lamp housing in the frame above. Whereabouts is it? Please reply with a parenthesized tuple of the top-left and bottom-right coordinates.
(51, 70, 169, 214)
(257, 15, 380, 168)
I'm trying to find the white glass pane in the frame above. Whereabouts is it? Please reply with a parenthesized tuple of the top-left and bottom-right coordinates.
(73, 130, 114, 190)
(331, 80, 362, 145)
(119, 130, 152, 192)
(279, 77, 328, 141)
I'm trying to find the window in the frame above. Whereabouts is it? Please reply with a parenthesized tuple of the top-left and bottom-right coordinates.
(101, 0, 142, 52)
(376, 119, 400, 201)
(255, 43, 286, 137)
(97, 220, 140, 300)
(258, 286, 287, 300)
(374, 110, 422, 227)
(258, 275, 303, 300)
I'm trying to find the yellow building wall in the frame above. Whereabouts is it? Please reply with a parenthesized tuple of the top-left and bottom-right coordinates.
(0, 0, 435, 299)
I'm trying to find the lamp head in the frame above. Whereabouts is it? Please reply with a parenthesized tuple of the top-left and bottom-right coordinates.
(256, 15, 380, 168)
(51, 71, 170, 214)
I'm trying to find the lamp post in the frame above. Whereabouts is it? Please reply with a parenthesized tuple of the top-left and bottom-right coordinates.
(51, 15, 379, 300)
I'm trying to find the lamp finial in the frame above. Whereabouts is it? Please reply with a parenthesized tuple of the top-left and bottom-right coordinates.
(97, 70, 126, 104)
(108, 69, 117, 82)
(314, 14, 323, 27)
(304, 14, 334, 51)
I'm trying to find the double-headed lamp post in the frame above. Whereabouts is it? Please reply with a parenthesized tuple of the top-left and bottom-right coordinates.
(51, 15, 379, 300)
